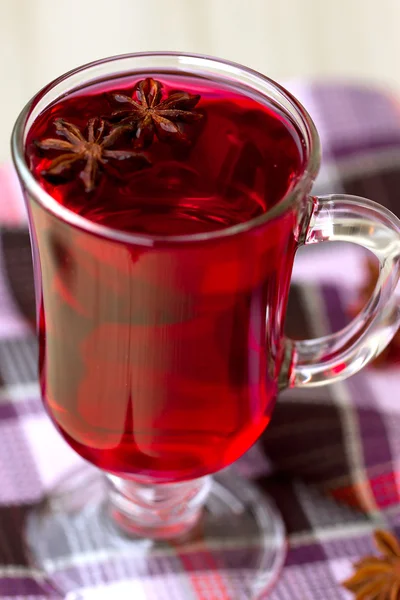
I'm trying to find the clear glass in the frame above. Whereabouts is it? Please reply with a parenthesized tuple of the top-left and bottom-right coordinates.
(11, 52, 400, 599)
(287, 194, 400, 387)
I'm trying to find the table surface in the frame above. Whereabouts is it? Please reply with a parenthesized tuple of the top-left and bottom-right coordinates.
(0, 81, 400, 598)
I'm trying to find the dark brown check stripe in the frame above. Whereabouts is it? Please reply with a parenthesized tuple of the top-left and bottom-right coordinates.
(0, 505, 36, 567)
(1, 228, 35, 327)
(0, 337, 37, 385)
(342, 162, 400, 217)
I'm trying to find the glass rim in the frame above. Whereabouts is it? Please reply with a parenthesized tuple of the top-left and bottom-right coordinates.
(11, 51, 321, 246)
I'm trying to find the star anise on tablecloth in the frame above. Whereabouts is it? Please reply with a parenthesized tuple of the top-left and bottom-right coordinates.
(343, 530, 400, 599)
(349, 256, 400, 367)
(36, 117, 148, 192)
(111, 77, 203, 148)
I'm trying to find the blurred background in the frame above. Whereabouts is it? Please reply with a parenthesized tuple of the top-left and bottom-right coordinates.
(1, 0, 400, 163)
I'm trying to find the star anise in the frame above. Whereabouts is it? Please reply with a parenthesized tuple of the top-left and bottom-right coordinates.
(111, 77, 203, 148)
(343, 530, 400, 599)
(36, 117, 147, 192)
(349, 257, 400, 367)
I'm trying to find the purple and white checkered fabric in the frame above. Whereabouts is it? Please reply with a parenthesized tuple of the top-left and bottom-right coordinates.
(1, 82, 400, 599)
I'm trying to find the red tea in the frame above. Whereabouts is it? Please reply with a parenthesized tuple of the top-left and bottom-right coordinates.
(26, 74, 305, 482)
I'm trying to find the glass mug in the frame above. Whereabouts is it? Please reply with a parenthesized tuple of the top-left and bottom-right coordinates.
(11, 53, 400, 598)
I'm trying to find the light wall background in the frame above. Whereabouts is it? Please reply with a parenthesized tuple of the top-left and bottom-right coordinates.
(1, 0, 399, 162)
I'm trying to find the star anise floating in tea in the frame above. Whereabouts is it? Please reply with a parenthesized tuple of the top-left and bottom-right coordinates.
(343, 529, 400, 599)
(36, 117, 148, 192)
(349, 257, 400, 367)
(111, 77, 204, 148)
(35, 78, 204, 192)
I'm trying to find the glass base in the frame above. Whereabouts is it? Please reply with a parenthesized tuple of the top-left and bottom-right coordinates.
(107, 473, 212, 540)
(25, 467, 286, 599)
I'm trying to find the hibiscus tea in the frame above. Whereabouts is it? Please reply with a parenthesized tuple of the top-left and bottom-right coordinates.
(26, 73, 305, 482)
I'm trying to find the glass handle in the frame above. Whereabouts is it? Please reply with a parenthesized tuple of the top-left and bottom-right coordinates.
(283, 194, 400, 388)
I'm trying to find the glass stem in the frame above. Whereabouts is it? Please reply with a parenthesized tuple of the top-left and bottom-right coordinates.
(106, 474, 212, 540)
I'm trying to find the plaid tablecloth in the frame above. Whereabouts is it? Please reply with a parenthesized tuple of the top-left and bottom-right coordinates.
(1, 81, 400, 599)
